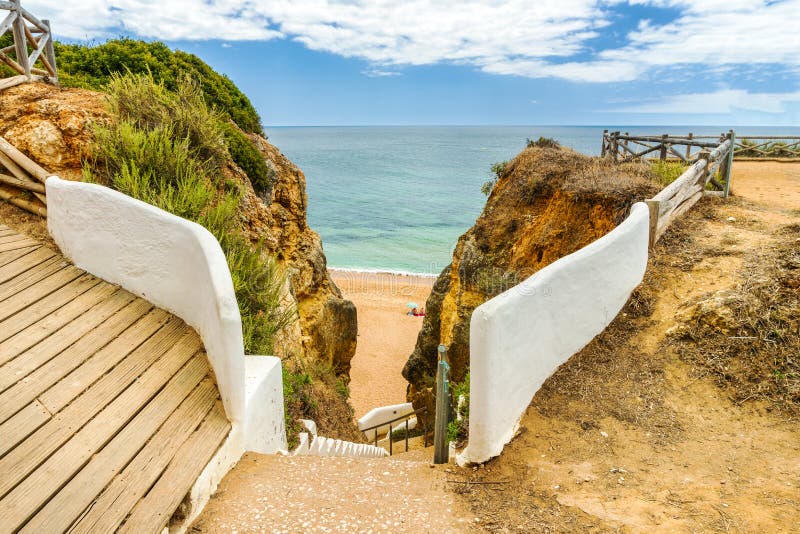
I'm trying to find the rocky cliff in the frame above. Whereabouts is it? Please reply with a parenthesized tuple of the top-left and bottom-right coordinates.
(0, 82, 357, 374)
(402, 144, 660, 413)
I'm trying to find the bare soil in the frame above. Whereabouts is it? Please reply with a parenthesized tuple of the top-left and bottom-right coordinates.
(450, 162, 800, 532)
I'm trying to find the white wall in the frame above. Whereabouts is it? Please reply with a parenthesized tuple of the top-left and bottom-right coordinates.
(46, 176, 287, 452)
(459, 202, 650, 465)
(46, 177, 245, 421)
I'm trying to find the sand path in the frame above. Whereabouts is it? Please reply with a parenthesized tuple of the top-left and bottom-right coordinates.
(332, 271, 434, 419)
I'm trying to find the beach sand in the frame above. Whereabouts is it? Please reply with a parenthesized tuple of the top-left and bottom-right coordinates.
(331, 270, 435, 419)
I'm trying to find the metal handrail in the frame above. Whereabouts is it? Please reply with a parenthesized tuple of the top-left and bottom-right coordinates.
(360, 407, 429, 456)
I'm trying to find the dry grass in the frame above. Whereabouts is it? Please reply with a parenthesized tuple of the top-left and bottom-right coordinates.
(670, 224, 800, 412)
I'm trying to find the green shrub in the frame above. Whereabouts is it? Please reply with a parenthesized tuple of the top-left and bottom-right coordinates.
(83, 73, 294, 355)
(447, 372, 470, 444)
(482, 161, 508, 196)
(649, 160, 688, 186)
(220, 121, 275, 195)
(527, 136, 560, 149)
(53, 38, 262, 133)
(282, 367, 313, 449)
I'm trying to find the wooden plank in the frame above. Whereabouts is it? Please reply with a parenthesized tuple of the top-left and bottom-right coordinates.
(26, 374, 215, 533)
(0, 295, 148, 419)
(0, 245, 38, 268)
(0, 282, 118, 364)
(0, 339, 204, 530)
(37, 307, 173, 414)
(0, 271, 98, 341)
(118, 402, 230, 534)
(0, 323, 198, 501)
(0, 401, 50, 458)
(69, 380, 216, 534)
(0, 236, 39, 252)
(0, 256, 65, 303)
(0, 246, 56, 284)
(0, 233, 29, 245)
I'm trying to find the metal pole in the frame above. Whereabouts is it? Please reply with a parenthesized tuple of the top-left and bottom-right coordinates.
(724, 130, 735, 198)
(433, 344, 450, 464)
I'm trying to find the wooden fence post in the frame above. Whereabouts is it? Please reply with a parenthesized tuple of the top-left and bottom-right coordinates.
(699, 149, 711, 185)
(659, 134, 668, 160)
(10, 0, 30, 79)
(601, 130, 608, 157)
(611, 132, 619, 162)
(686, 133, 693, 159)
(433, 344, 450, 464)
(723, 130, 735, 198)
(645, 200, 660, 251)
(43, 19, 57, 84)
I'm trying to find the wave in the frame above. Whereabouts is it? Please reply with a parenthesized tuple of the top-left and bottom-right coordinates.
(328, 266, 440, 278)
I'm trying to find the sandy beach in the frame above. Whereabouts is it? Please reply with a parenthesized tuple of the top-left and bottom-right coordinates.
(331, 270, 435, 419)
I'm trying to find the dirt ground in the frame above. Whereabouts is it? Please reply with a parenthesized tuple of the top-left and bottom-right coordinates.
(450, 161, 800, 532)
(331, 270, 434, 419)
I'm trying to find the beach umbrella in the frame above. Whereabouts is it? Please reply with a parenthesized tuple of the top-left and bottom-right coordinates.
(406, 302, 419, 308)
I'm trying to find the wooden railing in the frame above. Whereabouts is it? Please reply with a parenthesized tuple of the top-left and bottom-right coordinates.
(732, 136, 800, 159)
(602, 131, 800, 161)
(601, 130, 733, 163)
(645, 138, 733, 248)
(0, 0, 57, 91)
(0, 135, 49, 216)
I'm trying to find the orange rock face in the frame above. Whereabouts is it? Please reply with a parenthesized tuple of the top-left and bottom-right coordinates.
(402, 145, 660, 413)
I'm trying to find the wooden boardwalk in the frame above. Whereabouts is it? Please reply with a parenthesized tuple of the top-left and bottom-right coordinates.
(0, 224, 230, 533)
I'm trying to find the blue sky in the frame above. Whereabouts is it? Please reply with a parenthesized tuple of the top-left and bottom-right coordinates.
(29, 0, 800, 126)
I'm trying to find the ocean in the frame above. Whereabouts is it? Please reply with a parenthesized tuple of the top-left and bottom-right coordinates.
(266, 125, 800, 275)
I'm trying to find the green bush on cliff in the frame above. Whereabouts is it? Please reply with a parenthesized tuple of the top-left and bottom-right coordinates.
(83, 73, 294, 354)
(53, 39, 262, 133)
(220, 121, 276, 195)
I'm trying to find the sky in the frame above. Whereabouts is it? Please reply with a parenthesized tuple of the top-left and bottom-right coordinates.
(23, 0, 800, 126)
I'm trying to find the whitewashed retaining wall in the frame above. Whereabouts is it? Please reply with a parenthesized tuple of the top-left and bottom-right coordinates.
(459, 202, 650, 465)
(46, 177, 290, 532)
(45, 177, 287, 443)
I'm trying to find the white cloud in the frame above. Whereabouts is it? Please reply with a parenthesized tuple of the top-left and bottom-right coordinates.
(612, 88, 800, 114)
(20, 0, 800, 84)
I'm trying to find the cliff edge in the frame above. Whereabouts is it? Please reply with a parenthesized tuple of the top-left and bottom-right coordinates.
(0, 82, 357, 374)
(402, 143, 660, 413)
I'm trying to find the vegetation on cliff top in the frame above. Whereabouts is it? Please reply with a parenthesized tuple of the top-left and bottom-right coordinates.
(82, 72, 293, 354)
(56, 39, 262, 134)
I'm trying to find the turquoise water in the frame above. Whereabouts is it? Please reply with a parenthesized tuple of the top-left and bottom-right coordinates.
(266, 125, 800, 274)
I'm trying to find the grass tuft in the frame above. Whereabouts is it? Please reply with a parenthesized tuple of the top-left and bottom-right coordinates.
(83, 72, 294, 355)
